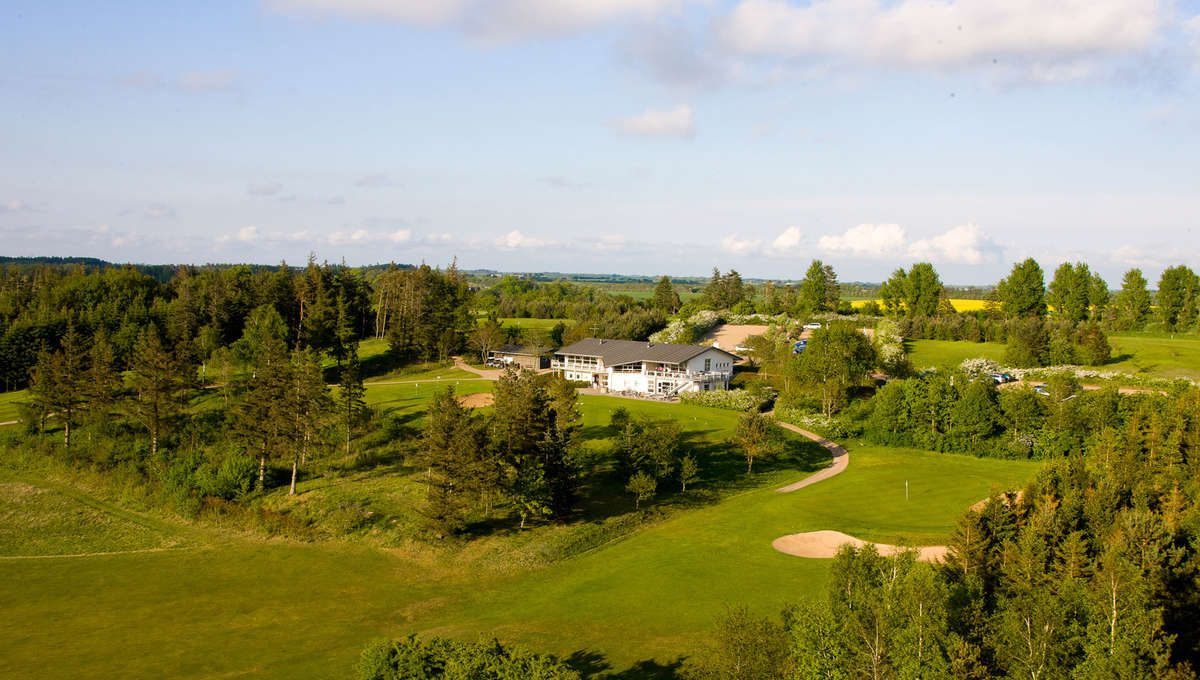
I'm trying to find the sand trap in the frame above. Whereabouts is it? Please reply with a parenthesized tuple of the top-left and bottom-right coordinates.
(699, 324, 769, 352)
(456, 393, 494, 408)
(772, 531, 948, 562)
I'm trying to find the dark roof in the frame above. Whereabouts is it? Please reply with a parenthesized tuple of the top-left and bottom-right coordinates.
(554, 338, 739, 366)
(491, 344, 545, 356)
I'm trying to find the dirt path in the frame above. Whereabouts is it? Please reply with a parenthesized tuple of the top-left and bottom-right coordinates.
(0, 420, 18, 427)
(769, 415, 849, 493)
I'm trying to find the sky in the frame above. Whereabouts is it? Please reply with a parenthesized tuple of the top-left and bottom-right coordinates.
(2, 0, 1199, 284)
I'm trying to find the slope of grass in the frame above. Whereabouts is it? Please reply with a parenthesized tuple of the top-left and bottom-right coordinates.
(0, 434, 1038, 679)
(0, 389, 27, 423)
(1106, 332, 1200, 381)
(0, 477, 180, 556)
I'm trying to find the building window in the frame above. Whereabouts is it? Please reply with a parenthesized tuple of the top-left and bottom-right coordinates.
(704, 358, 711, 371)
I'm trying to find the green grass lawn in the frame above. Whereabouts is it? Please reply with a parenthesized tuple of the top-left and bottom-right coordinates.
(1106, 332, 1200, 381)
(907, 333, 1200, 381)
(906, 339, 1007, 370)
(0, 425, 1039, 679)
(0, 389, 27, 423)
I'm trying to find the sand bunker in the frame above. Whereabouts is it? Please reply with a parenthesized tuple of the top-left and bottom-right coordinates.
(456, 393, 494, 408)
(772, 531, 948, 563)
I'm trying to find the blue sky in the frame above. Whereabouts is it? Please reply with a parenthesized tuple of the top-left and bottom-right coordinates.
(2, 0, 1199, 284)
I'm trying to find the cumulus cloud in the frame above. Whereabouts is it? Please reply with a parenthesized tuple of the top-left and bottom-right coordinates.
(767, 226, 804, 254)
(266, 0, 686, 41)
(721, 234, 763, 255)
(719, 0, 1168, 80)
(248, 182, 283, 196)
(906, 224, 998, 264)
(495, 230, 551, 249)
(614, 105, 695, 138)
(818, 223, 906, 257)
(388, 229, 412, 243)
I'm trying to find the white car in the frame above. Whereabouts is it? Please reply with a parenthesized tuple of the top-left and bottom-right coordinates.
(802, 322, 822, 330)
(734, 345, 752, 353)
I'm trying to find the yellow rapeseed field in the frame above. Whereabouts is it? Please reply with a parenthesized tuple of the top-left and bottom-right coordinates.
(849, 298, 989, 312)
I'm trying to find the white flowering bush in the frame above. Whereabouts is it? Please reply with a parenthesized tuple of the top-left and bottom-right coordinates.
(679, 388, 763, 411)
(650, 310, 722, 344)
(959, 358, 1003, 380)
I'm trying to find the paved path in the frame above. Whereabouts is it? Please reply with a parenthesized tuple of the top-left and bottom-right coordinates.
(768, 414, 850, 493)
(451, 356, 505, 380)
(0, 420, 18, 427)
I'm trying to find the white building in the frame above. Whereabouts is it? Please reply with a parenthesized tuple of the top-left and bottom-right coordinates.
(552, 338, 739, 396)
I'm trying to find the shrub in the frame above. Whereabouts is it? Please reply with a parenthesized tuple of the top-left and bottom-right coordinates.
(679, 388, 765, 411)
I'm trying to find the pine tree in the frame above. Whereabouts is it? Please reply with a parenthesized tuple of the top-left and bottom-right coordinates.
(126, 325, 187, 456)
(338, 344, 366, 458)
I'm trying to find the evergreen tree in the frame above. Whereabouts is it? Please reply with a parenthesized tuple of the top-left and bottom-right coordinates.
(418, 387, 485, 533)
(653, 275, 681, 313)
(126, 325, 188, 456)
(338, 344, 367, 458)
(1156, 265, 1199, 330)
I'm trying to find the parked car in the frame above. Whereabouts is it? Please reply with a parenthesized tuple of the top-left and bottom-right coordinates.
(803, 322, 822, 330)
(734, 345, 752, 353)
(793, 340, 807, 354)
(1033, 384, 1049, 396)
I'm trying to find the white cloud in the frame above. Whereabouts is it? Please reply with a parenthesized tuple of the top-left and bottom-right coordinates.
(906, 224, 998, 264)
(495, 230, 550, 249)
(264, 0, 466, 26)
(818, 223, 906, 257)
(767, 226, 804, 254)
(719, 0, 1167, 80)
(145, 203, 176, 219)
(236, 226, 260, 242)
(722, 234, 763, 255)
(388, 229, 412, 243)
(328, 229, 372, 245)
(614, 105, 695, 138)
(266, 0, 686, 41)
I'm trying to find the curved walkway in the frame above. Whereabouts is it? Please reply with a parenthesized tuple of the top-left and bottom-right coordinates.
(769, 416, 849, 493)
(451, 356, 505, 380)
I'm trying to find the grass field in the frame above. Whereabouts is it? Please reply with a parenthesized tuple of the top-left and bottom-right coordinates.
(0, 390, 25, 423)
(907, 333, 1200, 380)
(1106, 332, 1200, 381)
(0, 405, 1039, 680)
(906, 339, 1007, 369)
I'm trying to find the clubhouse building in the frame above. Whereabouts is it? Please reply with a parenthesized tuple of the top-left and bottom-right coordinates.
(552, 338, 739, 397)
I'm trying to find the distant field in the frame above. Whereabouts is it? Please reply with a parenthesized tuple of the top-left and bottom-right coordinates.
(850, 298, 988, 312)
(494, 317, 565, 331)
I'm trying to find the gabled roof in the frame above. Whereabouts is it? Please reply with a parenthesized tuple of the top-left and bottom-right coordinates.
(554, 338, 739, 366)
(491, 344, 545, 356)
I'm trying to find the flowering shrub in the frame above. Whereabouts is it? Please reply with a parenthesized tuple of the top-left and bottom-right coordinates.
(650, 310, 722, 344)
(679, 388, 763, 411)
